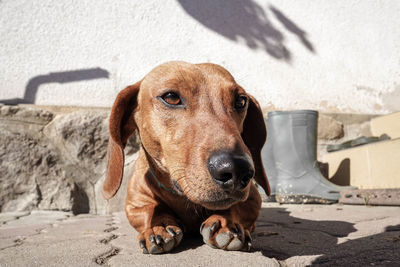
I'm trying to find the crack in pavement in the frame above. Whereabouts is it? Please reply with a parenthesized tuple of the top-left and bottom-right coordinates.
(95, 247, 120, 265)
(104, 226, 118, 233)
(0, 237, 26, 251)
(94, 214, 121, 266)
(0, 227, 46, 251)
(0, 211, 32, 225)
(0, 211, 72, 252)
(100, 234, 118, 244)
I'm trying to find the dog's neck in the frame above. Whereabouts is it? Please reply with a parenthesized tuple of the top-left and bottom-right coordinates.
(147, 162, 178, 195)
(141, 145, 180, 195)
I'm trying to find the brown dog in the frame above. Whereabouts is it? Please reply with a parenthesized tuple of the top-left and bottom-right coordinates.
(103, 61, 270, 254)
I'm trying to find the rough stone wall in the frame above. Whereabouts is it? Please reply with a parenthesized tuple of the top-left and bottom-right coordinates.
(0, 105, 375, 214)
(0, 105, 139, 215)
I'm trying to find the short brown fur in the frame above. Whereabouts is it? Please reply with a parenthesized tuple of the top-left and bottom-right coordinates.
(103, 61, 270, 253)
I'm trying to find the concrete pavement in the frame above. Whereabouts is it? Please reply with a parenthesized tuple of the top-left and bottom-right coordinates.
(1, 203, 399, 266)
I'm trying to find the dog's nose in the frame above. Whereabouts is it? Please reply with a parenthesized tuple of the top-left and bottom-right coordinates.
(207, 152, 255, 192)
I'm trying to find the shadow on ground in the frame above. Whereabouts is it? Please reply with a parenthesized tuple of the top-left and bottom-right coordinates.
(170, 233, 204, 254)
(253, 207, 400, 266)
(150, 206, 399, 265)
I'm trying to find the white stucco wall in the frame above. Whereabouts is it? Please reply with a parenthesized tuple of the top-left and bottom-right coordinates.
(1, 0, 399, 114)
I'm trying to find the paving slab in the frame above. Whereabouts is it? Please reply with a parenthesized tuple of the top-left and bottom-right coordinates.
(0, 203, 399, 266)
(0, 211, 30, 225)
(109, 203, 400, 266)
(254, 204, 400, 266)
(0, 212, 111, 266)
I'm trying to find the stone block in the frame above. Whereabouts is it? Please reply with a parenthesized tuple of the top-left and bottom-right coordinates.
(0, 105, 139, 214)
(371, 112, 400, 139)
(318, 114, 344, 140)
(322, 138, 400, 189)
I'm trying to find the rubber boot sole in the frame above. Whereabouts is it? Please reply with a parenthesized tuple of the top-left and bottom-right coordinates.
(276, 194, 338, 204)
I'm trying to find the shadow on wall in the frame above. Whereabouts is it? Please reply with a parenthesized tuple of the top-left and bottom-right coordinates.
(177, 0, 315, 62)
(0, 68, 109, 105)
(319, 158, 351, 186)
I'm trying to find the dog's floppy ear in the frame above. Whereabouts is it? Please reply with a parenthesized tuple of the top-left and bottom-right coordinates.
(242, 95, 271, 196)
(103, 81, 141, 199)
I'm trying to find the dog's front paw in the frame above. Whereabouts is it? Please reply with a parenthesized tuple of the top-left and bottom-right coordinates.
(200, 215, 252, 251)
(137, 225, 183, 254)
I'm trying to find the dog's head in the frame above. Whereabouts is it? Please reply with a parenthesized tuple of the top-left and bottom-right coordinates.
(103, 61, 270, 210)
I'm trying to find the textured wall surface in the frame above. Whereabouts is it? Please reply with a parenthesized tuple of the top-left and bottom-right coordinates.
(1, 0, 400, 113)
(0, 105, 140, 214)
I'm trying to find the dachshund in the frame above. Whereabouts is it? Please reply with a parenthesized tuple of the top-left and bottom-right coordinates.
(103, 61, 270, 254)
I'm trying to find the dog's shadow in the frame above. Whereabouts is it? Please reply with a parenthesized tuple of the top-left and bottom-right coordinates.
(175, 206, 399, 265)
(170, 233, 204, 254)
(252, 207, 400, 265)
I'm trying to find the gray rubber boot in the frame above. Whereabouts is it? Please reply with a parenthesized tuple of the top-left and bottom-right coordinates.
(262, 110, 356, 204)
(260, 116, 278, 201)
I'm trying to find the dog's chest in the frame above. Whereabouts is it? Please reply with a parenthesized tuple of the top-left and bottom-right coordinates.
(165, 197, 212, 233)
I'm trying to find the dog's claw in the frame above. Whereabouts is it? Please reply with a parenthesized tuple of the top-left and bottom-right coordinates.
(155, 235, 163, 245)
(201, 216, 251, 251)
(210, 221, 219, 233)
(149, 243, 163, 254)
(210, 222, 217, 232)
(199, 223, 205, 233)
(232, 225, 238, 234)
(139, 239, 148, 254)
(173, 230, 183, 245)
(232, 224, 240, 238)
(149, 234, 155, 243)
(244, 230, 252, 251)
(167, 227, 176, 237)
(138, 225, 183, 254)
(245, 237, 252, 252)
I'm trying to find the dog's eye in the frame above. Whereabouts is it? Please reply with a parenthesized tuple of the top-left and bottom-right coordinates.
(235, 95, 247, 110)
(160, 92, 182, 106)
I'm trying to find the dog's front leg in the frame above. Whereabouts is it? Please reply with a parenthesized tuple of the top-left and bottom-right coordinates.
(125, 202, 183, 254)
(200, 184, 261, 251)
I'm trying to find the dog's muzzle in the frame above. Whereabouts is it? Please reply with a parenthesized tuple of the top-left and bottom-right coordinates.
(207, 151, 255, 193)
